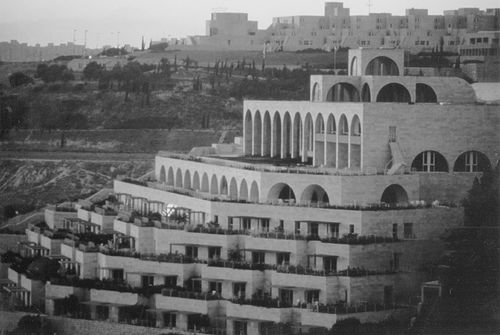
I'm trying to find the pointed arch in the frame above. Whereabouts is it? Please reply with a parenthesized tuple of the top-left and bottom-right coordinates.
(262, 111, 272, 156)
(361, 83, 371, 102)
(220, 176, 228, 195)
(193, 171, 200, 191)
(210, 174, 219, 195)
(167, 167, 174, 186)
(159, 165, 166, 183)
(326, 114, 336, 134)
(272, 112, 282, 158)
(338, 114, 349, 169)
(253, 110, 262, 156)
(201, 173, 209, 192)
(339, 114, 349, 135)
(244, 110, 253, 155)
(350, 115, 361, 136)
(312, 82, 320, 101)
(350, 115, 361, 169)
(250, 181, 259, 202)
(239, 179, 249, 201)
(175, 168, 183, 188)
(283, 112, 292, 158)
(229, 177, 238, 200)
(292, 113, 303, 159)
(304, 113, 314, 157)
(184, 170, 192, 189)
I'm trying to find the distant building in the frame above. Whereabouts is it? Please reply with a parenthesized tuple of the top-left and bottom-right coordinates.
(0, 40, 98, 62)
(165, 2, 500, 54)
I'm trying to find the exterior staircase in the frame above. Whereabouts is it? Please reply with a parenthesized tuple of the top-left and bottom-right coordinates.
(387, 141, 407, 175)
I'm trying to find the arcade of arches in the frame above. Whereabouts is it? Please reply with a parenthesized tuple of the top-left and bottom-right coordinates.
(244, 110, 362, 169)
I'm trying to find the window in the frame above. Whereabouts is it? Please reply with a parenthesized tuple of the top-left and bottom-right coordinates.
(252, 251, 265, 264)
(423, 151, 436, 172)
(278, 220, 284, 232)
(163, 312, 176, 328)
(214, 215, 218, 224)
(328, 223, 339, 238)
(261, 219, 270, 232)
(392, 223, 398, 239)
(349, 224, 355, 234)
(233, 282, 246, 299)
(164, 276, 177, 288)
(186, 246, 198, 259)
(242, 218, 251, 231)
(465, 151, 478, 172)
(208, 247, 221, 260)
(141, 275, 154, 288)
(391, 253, 401, 271)
(305, 290, 320, 304)
(277, 252, 290, 266)
(209, 281, 222, 295)
(323, 256, 337, 273)
(404, 223, 414, 239)
(112, 269, 123, 282)
(295, 221, 301, 235)
(228, 217, 233, 230)
(279, 289, 293, 305)
(234, 320, 247, 335)
(308, 222, 319, 237)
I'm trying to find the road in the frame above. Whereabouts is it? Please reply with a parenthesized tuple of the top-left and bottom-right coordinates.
(0, 150, 156, 162)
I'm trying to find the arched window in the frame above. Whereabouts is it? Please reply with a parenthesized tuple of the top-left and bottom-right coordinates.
(300, 185, 330, 205)
(376, 83, 411, 102)
(339, 115, 349, 135)
(167, 167, 174, 186)
(220, 176, 228, 195)
(412, 151, 448, 172)
(453, 151, 491, 172)
(316, 114, 325, 134)
(312, 82, 320, 101)
(253, 111, 262, 155)
(201, 173, 209, 192)
(350, 115, 361, 136)
(159, 166, 166, 183)
(244, 110, 252, 155)
(381, 184, 409, 206)
(184, 170, 191, 189)
(416, 83, 437, 103)
(239, 180, 249, 201)
(267, 183, 296, 203)
(350, 56, 358, 76)
(326, 83, 360, 102)
(250, 181, 260, 202)
(193, 172, 200, 190)
(361, 83, 371, 102)
(327, 114, 336, 134)
(229, 178, 238, 200)
(175, 169, 183, 188)
(365, 56, 399, 75)
(210, 175, 219, 195)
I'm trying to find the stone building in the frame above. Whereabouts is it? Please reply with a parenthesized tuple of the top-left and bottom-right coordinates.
(1, 48, 499, 334)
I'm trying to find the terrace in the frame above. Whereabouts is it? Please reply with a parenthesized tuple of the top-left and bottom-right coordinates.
(121, 179, 459, 211)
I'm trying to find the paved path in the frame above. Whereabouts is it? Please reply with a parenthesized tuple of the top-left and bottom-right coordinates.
(0, 151, 155, 162)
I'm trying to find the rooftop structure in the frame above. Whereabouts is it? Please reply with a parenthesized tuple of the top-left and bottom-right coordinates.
(1, 48, 499, 334)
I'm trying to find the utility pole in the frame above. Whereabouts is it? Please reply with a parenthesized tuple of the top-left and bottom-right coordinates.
(84, 29, 88, 56)
(73, 29, 77, 54)
(117, 31, 120, 55)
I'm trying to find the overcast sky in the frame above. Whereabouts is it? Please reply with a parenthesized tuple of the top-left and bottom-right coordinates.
(0, 0, 498, 48)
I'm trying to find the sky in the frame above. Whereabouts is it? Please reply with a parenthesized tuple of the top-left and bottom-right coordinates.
(0, 0, 498, 48)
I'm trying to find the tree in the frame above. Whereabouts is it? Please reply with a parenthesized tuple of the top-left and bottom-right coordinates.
(9, 72, 34, 87)
(83, 61, 104, 80)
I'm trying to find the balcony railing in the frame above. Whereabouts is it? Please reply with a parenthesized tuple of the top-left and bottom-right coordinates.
(298, 301, 406, 314)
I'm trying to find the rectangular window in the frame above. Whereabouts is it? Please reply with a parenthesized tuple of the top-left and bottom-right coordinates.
(209, 281, 222, 295)
(278, 220, 284, 232)
(214, 215, 218, 224)
(163, 312, 176, 328)
(164, 276, 177, 288)
(279, 289, 293, 305)
(308, 222, 319, 237)
(392, 253, 401, 271)
(349, 224, 355, 234)
(111, 269, 124, 282)
(305, 290, 320, 304)
(233, 282, 246, 299)
(323, 256, 337, 273)
(242, 218, 251, 231)
(392, 223, 398, 239)
(328, 223, 340, 238)
(423, 151, 436, 172)
(186, 246, 198, 259)
(252, 251, 265, 264)
(295, 221, 301, 235)
(208, 247, 221, 260)
(141, 275, 154, 288)
(404, 223, 414, 239)
(261, 219, 270, 232)
(228, 217, 233, 230)
(276, 252, 290, 266)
